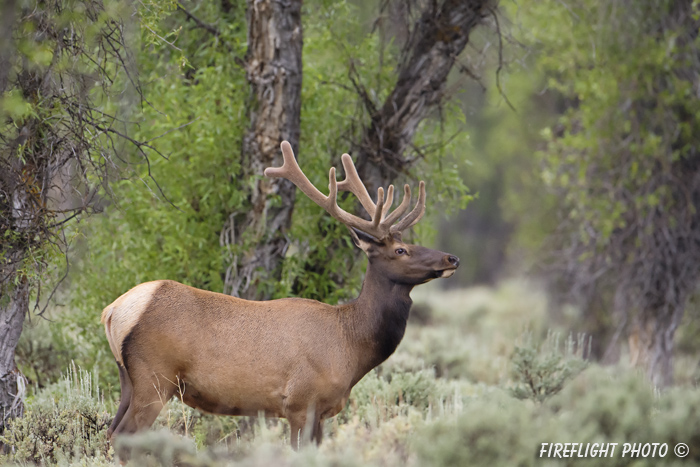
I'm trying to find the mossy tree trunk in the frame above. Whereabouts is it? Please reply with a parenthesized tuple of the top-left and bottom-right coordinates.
(222, 0, 303, 299)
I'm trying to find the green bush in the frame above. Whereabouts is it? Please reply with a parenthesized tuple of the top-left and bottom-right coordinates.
(113, 430, 197, 466)
(509, 332, 588, 403)
(415, 366, 700, 467)
(344, 369, 443, 425)
(414, 392, 539, 467)
(548, 367, 700, 466)
(0, 365, 113, 465)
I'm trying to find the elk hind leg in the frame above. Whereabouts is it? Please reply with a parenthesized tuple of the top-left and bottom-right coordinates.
(107, 363, 133, 439)
(287, 409, 321, 450)
(112, 369, 176, 437)
(311, 418, 323, 445)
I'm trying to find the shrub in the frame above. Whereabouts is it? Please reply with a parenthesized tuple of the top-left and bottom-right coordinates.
(509, 332, 588, 403)
(0, 365, 112, 465)
(113, 430, 198, 466)
(414, 392, 539, 467)
(548, 366, 700, 466)
(344, 369, 443, 425)
(416, 366, 700, 467)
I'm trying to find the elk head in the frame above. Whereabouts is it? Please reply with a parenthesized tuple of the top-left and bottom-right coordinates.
(264, 141, 460, 285)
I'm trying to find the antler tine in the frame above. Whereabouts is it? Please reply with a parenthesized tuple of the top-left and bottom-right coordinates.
(264, 141, 328, 205)
(337, 154, 376, 216)
(373, 187, 385, 229)
(382, 184, 412, 227)
(381, 185, 394, 220)
(266, 141, 380, 237)
(390, 181, 426, 233)
(326, 166, 381, 234)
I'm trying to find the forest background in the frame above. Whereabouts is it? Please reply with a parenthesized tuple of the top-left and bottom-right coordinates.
(1, 0, 700, 465)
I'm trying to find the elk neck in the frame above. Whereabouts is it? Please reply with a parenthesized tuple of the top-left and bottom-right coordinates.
(338, 260, 414, 381)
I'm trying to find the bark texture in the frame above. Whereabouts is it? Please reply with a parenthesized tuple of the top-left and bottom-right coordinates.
(629, 305, 685, 388)
(354, 0, 494, 195)
(0, 128, 35, 432)
(223, 0, 303, 299)
(0, 107, 35, 434)
(0, 275, 28, 432)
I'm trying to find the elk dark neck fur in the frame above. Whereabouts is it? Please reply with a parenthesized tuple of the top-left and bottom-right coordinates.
(339, 260, 414, 380)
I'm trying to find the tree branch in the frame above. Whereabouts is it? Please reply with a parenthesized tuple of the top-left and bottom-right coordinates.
(353, 0, 495, 193)
(177, 3, 220, 37)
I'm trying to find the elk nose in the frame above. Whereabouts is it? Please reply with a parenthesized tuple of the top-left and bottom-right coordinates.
(447, 255, 460, 267)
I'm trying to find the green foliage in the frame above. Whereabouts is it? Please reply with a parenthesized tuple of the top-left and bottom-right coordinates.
(0, 365, 113, 465)
(415, 392, 538, 467)
(500, 0, 700, 386)
(58, 0, 248, 385)
(72, 0, 248, 308)
(509, 332, 588, 403)
(0, 0, 143, 314)
(282, 0, 474, 302)
(433, 30, 558, 284)
(16, 317, 78, 388)
(512, 0, 700, 287)
(70, 0, 476, 320)
(345, 368, 443, 425)
(524, 0, 700, 238)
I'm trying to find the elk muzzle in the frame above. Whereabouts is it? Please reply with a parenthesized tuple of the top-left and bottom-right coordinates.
(440, 255, 460, 278)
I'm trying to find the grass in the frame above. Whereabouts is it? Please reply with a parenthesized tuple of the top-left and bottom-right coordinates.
(3, 280, 700, 466)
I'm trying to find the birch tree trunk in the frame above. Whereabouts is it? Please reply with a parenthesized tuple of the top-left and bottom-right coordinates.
(222, 0, 303, 299)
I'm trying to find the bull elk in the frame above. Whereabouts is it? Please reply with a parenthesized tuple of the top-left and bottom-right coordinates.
(102, 141, 460, 448)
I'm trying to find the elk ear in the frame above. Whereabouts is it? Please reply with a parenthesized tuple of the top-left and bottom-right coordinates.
(349, 227, 382, 253)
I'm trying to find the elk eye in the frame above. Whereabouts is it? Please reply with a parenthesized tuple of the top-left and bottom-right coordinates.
(395, 248, 407, 256)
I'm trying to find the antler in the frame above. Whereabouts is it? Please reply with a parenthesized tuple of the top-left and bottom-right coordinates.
(264, 141, 426, 239)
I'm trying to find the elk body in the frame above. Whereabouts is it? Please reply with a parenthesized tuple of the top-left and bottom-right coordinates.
(102, 141, 459, 448)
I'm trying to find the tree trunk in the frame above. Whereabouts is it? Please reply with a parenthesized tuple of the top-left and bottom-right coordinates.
(354, 0, 493, 194)
(0, 273, 28, 433)
(628, 305, 684, 387)
(222, 0, 303, 299)
(1, 126, 34, 433)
